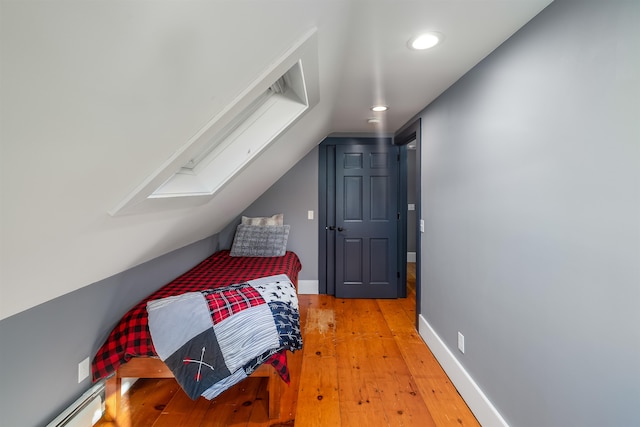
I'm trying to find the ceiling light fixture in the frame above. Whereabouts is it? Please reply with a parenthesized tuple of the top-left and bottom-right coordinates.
(408, 32, 442, 50)
(371, 105, 388, 112)
(367, 118, 381, 124)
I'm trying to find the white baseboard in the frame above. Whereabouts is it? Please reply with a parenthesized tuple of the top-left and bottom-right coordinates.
(46, 382, 104, 427)
(46, 378, 140, 427)
(418, 315, 509, 427)
(298, 279, 318, 294)
(407, 252, 416, 263)
(121, 378, 138, 395)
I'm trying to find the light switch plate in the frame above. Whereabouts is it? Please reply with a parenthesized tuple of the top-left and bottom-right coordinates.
(458, 332, 465, 354)
(78, 357, 90, 383)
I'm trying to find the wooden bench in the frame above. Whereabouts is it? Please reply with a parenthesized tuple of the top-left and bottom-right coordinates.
(104, 358, 280, 426)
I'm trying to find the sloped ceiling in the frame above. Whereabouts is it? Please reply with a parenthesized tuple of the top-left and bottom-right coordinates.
(0, 0, 552, 320)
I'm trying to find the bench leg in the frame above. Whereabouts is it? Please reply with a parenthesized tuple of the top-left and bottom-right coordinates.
(268, 368, 281, 419)
(104, 375, 130, 427)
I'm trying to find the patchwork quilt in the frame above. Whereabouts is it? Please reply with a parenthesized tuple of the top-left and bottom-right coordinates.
(146, 274, 302, 400)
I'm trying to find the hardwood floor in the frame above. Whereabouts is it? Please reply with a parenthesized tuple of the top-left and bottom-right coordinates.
(95, 264, 478, 426)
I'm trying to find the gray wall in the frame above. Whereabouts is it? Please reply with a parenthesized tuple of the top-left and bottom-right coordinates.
(417, 1, 640, 426)
(0, 235, 219, 427)
(220, 147, 320, 280)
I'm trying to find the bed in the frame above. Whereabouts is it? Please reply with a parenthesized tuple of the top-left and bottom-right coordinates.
(91, 246, 302, 423)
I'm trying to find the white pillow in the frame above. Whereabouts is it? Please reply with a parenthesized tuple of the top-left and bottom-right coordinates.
(241, 213, 284, 226)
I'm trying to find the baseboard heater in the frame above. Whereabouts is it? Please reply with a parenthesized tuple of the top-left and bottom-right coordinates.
(46, 382, 105, 427)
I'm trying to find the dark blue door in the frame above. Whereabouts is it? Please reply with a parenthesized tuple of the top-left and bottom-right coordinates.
(334, 143, 399, 298)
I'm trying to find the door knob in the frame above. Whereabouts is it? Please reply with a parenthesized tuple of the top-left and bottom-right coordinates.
(337, 227, 346, 232)
(326, 225, 336, 231)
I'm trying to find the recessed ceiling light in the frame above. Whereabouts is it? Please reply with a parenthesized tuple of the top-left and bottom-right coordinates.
(371, 105, 388, 112)
(367, 118, 381, 124)
(408, 32, 442, 50)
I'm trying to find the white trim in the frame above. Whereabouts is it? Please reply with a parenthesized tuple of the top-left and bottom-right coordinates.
(46, 382, 104, 427)
(121, 378, 138, 396)
(297, 279, 318, 294)
(418, 314, 509, 427)
(407, 251, 416, 263)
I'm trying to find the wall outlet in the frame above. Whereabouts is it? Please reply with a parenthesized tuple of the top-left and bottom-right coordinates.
(457, 332, 465, 354)
(78, 356, 90, 383)
(307, 210, 314, 220)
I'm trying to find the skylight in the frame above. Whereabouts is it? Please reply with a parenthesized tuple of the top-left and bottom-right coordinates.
(110, 29, 318, 216)
(150, 62, 308, 199)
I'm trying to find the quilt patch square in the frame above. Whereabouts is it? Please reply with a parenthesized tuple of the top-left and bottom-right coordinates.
(163, 328, 231, 399)
(214, 304, 280, 372)
(202, 283, 265, 324)
(146, 292, 213, 360)
(269, 301, 303, 351)
(249, 274, 298, 309)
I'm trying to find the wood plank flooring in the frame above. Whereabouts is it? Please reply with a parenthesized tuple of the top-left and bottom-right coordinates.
(95, 264, 479, 426)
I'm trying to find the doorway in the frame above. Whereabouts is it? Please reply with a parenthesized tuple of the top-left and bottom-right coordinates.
(394, 119, 422, 325)
(319, 136, 403, 298)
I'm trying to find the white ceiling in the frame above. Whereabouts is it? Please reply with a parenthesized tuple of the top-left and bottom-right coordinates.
(332, 0, 554, 133)
(0, 0, 553, 319)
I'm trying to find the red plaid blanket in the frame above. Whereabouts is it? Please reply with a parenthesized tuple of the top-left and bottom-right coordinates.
(91, 250, 302, 382)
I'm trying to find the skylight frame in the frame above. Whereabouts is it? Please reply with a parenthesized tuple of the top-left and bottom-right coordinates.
(109, 28, 319, 216)
(149, 61, 309, 199)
